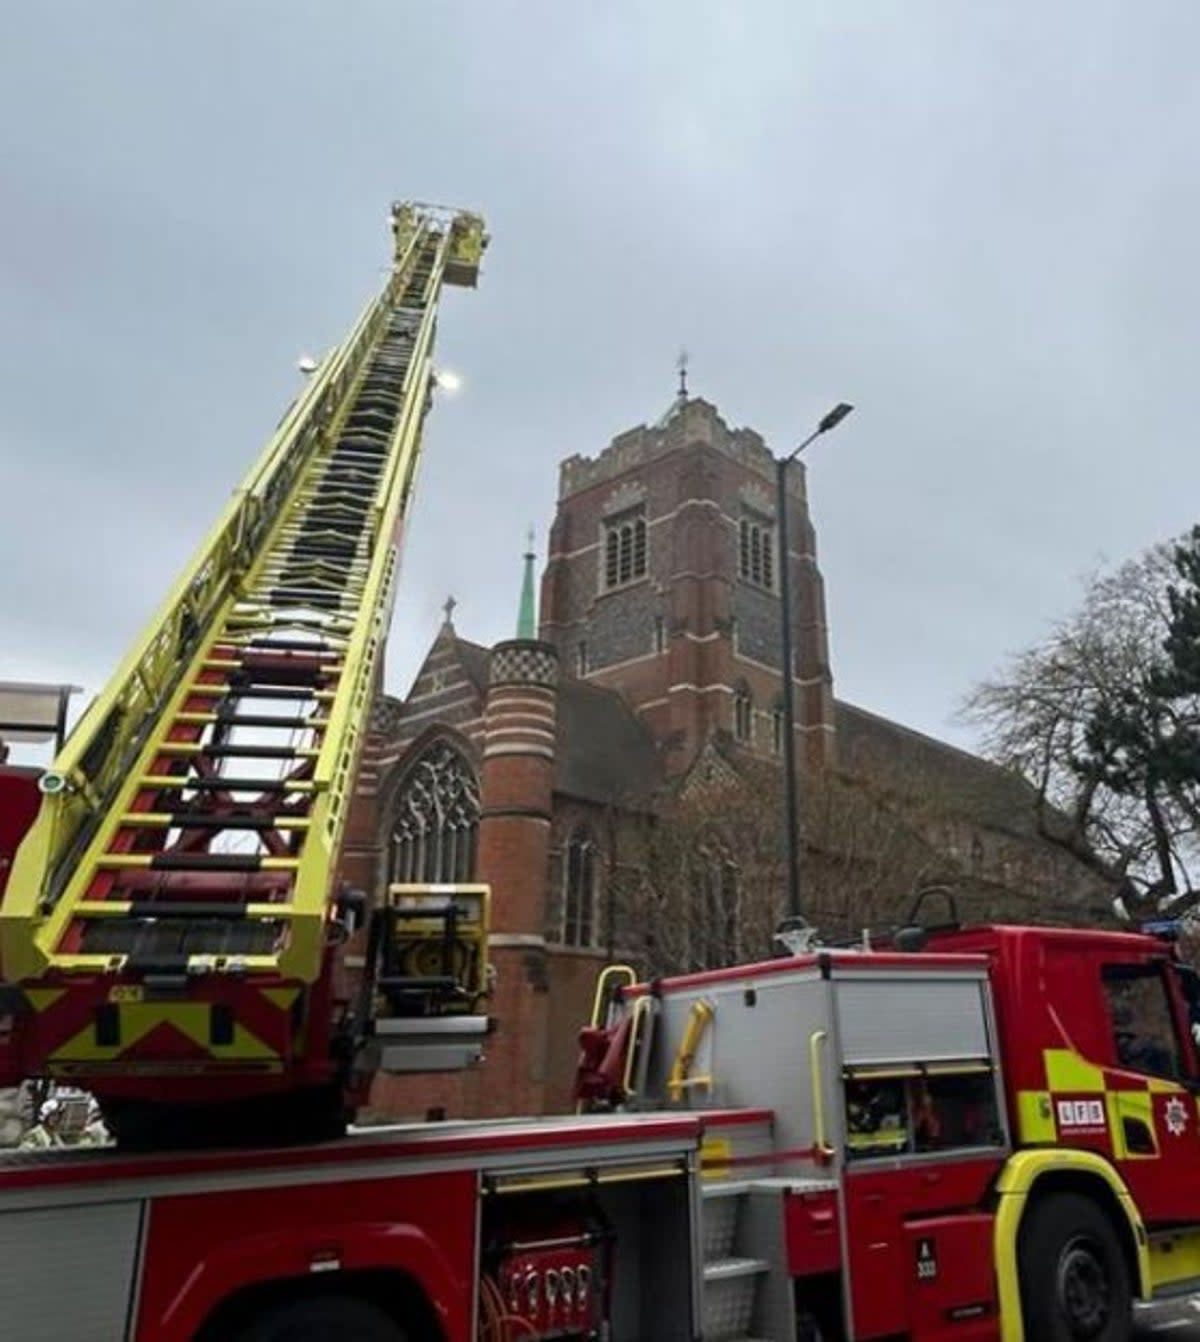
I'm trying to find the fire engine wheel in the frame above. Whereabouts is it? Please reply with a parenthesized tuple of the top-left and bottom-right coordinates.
(231, 1296, 406, 1342)
(1018, 1192, 1132, 1342)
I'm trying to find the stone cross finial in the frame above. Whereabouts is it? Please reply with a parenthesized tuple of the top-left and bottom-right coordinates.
(442, 595, 457, 624)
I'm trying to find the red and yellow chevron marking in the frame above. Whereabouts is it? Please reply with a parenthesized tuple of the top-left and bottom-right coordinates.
(21, 980, 301, 1077)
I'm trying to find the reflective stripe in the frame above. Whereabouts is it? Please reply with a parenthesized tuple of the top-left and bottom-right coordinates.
(1044, 1048, 1106, 1092)
(1015, 1090, 1056, 1143)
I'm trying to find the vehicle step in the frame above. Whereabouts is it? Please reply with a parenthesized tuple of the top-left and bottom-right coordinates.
(701, 1180, 755, 1199)
(703, 1257, 769, 1282)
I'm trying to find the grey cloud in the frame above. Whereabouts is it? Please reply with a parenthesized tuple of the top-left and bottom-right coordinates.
(2, 1, 1199, 750)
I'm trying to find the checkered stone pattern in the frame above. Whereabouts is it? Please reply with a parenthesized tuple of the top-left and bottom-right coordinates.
(489, 640, 559, 690)
(368, 696, 406, 736)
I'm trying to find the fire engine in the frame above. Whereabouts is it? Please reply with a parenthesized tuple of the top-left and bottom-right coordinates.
(4, 909, 1200, 1340)
(3, 204, 1200, 1341)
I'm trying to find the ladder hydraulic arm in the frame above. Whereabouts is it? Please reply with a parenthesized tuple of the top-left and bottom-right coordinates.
(0, 204, 487, 1131)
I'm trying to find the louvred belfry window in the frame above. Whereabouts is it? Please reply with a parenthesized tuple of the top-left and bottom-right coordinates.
(602, 508, 648, 590)
(738, 511, 775, 590)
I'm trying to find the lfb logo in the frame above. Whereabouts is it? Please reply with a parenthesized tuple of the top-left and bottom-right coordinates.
(1056, 1098, 1106, 1133)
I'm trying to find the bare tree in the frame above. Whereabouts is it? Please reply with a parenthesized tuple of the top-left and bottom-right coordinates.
(608, 752, 984, 977)
(608, 756, 786, 979)
(962, 536, 1200, 913)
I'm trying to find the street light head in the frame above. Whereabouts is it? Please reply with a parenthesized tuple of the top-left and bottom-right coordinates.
(818, 402, 854, 434)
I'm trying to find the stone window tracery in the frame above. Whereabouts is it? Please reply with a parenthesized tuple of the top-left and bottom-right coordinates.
(388, 740, 480, 885)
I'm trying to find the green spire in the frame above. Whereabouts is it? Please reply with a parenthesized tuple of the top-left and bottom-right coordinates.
(517, 527, 537, 639)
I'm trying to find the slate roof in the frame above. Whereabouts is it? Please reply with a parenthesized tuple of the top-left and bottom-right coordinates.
(420, 633, 1071, 839)
(834, 699, 1060, 841)
(451, 637, 662, 806)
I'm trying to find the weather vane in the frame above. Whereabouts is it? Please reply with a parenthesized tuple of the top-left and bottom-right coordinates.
(677, 348, 689, 399)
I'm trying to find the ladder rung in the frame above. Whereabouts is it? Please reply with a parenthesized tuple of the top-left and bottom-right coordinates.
(95, 853, 300, 872)
(258, 584, 362, 603)
(74, 900, 297, 920)
(265, 559, 368, 578)
(182, 686, 336, 702)
(119, 812, 311, 831)
(139, 774, 317, 792)
(263, 590, 356, 608)
(155, 743, 320, 758)
(173, 712, 328, 729)
(281, 541, 362, 558)
(238, 638, 341, 654)
(221, 619, 352, 635)
(139, 774, 318, 793)
(202, 658, 342, 680)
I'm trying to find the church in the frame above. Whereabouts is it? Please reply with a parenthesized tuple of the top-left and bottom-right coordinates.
(340, 388, 1113, 1120)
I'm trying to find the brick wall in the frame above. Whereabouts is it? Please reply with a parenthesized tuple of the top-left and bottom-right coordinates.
(540, 398, 834, 773)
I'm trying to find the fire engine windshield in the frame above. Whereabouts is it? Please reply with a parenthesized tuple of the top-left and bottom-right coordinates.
(1102, 964, 1186, 1080)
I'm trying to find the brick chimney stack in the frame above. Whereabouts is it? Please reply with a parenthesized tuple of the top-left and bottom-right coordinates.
(475, 638, 559, 1115)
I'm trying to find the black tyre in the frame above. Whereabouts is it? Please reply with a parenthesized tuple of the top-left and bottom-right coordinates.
(231, 1296, 406, 1342)
(1018, 1192, 1132, 1342)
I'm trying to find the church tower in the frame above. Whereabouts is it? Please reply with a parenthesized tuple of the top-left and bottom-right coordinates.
(539, 389, 835, 774)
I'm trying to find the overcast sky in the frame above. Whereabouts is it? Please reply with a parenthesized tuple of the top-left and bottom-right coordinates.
(2, 2, 1198, 756)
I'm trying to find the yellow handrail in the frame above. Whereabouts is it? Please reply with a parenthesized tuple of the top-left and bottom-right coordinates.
(622, 994, 655, 1099)
(589, 964, 636, 1028)
(809, 1029, 835, 1162)
(667, 1000, 714, 1104)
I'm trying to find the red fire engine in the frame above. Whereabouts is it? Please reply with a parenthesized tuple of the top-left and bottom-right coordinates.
(4, 205, 1199, 1341)
(4, 912, 1200, 1339)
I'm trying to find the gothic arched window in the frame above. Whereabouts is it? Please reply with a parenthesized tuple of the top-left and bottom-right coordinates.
(563, 828, 599, 947)
(694, 837, 740, 970)
(771, 701, 785, 756)
(389, 740, 480, 885)
(734, 685, 753, 744)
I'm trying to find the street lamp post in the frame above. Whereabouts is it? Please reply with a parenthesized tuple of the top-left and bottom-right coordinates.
(777, 403, 853, 921)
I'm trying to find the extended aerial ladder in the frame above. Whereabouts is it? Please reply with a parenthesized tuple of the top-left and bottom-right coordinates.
(0, 203, 490, 1144)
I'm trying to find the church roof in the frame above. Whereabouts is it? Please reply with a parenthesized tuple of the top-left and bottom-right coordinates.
(554, 677, 662, 805)
(400, 630, 1078, 846)
(833, 699, 1068, 843)
(452, 637, 661, 806)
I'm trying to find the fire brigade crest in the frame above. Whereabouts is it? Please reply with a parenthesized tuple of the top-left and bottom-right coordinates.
(1164, 1096, 1189, 1137)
